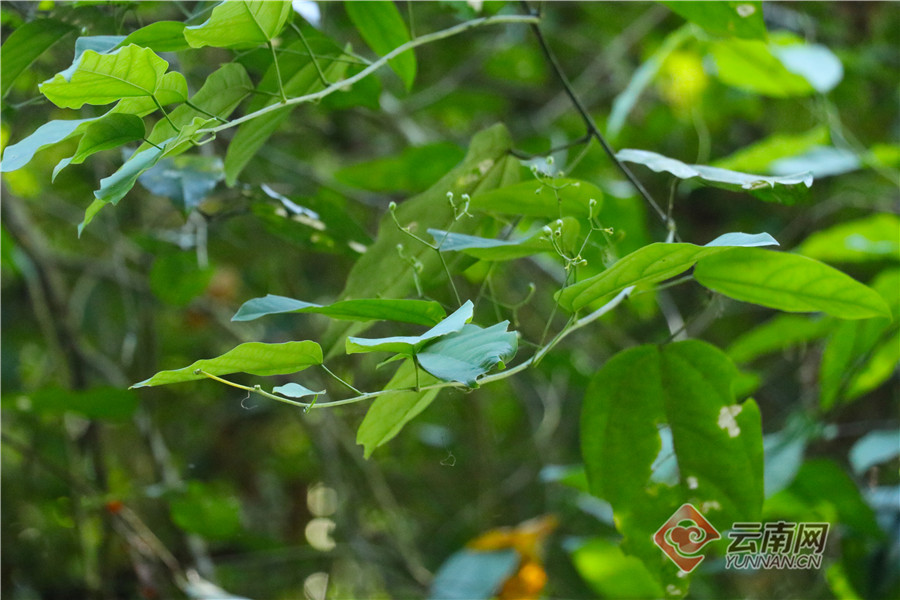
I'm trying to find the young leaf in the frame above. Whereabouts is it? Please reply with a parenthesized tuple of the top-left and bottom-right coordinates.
(557, 232, 779, 312)
(709, 38, 815, 97)
(40, 44, 173, 109)
(184, 0, 293, 48)
(118, 21, 190, 52)
(1, 18, 75, 98)
(346, 300, 473, 355)
(345, 0, 416, 90)
(661, 1, 767, 40)
(131, 341, 323, 387)
(427, 228, 552, 261)
(617, 149, 813, 204)
(356, 360, 440, 458)
(232, 294, 447, 326)
(1, 118, 98, 173)
(416, 322, 518, 387)
(694, 248, 892, 320)
(273, 382, 324, 399)
(112, 71, 189, 114)
(581, 341, 763, 582)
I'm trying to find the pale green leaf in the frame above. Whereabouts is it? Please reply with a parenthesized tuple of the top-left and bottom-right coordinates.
(40, 44, 172, 109)
(695, 248, 892, 319)
(119, 21, 190, 52)
(661, 1, 767, 40)
(617, 148, 813, 204)
(796, 214, 900, 264)
(232, 294, 446, 326)
(713, 126, 830, 173)
(131, 341, 323, 387)
(1, 18, 75, 98)
(846, 330, 900, 400)
(427, 228, 552, 261)
(468, 178, 604, 218)
(184, 0, 293, 48)
(429, 549, 519, 600)
(1, 118, 97, 173)
(570, 538, 664, 600)
(557, 232, 779, 312)
(345, 0, 416, 90)
(849, 430, 900, 476)
(137, 155, 225, 211)
(273, 382, 324, 399)
(356, 360, 440, 458)
(769, 146, 860, 179)
(772, 42, 843, 94)
(710, 38, 815, 97)
(727, 314, 834, 363)
(417, 322, 518, 387)
(64, 113, 146, 167)
(346, 301, 473, 355)
(112, 71, 189, 115)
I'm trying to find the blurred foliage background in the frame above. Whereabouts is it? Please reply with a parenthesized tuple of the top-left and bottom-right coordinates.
(1, 1, 898, 599)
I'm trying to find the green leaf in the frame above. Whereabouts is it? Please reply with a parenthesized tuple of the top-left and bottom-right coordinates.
(617, 149, 813, 204)
(768, 146, 860, 179)
(137, 155, 225, 211)
(845, 329, 900, 399)
(713, 126, 830, 173)
(1, 117, 98, 173)
(796, 214, 900, 264)
(356, 360, 440, 458)
(557, 232, 779, 312)
(346, 301, 473, 356)
(1, 18, 75, 99)
(417, 322, 518, 387)
(40, 44, 172, 109)
(169, 481, 242, 540)
(727, 314, 833, 363)
(322, 123, 520, 355)
(570, 538, 664, 600)
(60, 113, 146, 169)
(224, 42, 349, 185)
(131, 341, 323, 388)
(232, 294, 446, 326)
(110, 71, 189, 115)
(849, 429, 900, 476)
(710, 38, 816, 97)
(820, 318, 892, 411)
(468, 178, 604, 219)
(118, 21, 190, 52)
(335, 143, 466, 194)
(429, 549, 519, 600)
(771, 41, 843, 94)
(345, 0, 416, 90)
(662, 1, 766, 40)
(184, 0, 293, 48)
(581, 341, 763, 583)
(694, 248, 893, 319)
(273, 382, 324, 399)
(427, 228, 553, 261)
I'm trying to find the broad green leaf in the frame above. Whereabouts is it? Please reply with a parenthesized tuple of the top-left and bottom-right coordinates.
(558, 232, 779, 312)
(30, 386, 138, 421)
(710, 38, 815, 97)
(345, 0, 416, 90)
(607, 25, 692, 140)
(119, 21, 190, 52)
(661, 1, 766, 40)
(232, 294, 446, 326)
(356, 360, 440, 458)
(335, 143, 466, 194)
(62, 113, 146, 167)
(845, 330, 900, 399)
(40, 44, 172, 109)
(346, 301, 473, 355)
(694, 248, 892, 319)
(322, 124, 520, 355)
(417, 322, 518, 387)
(727, 314, 833, 363)
(137, 155, 225, 211)
(581, 341, 763, 583)
(570, 538, 664, 600)
(713, 126, 830, 173)
(796, 214, 900, 264)
(769, 146, 860, 179)
(1, 118, 97, 173)
(468, 178, 604, 219)
(131, 341, 323, 387)
(169, 481, 242, 540)
(110, 71, 190, 115)
(427, 228, 553, 261)
(617, 149, 813, 204)
(849, 430, 900, 476)
(60, 36, 126, 79)
(184, 0, 293, 48)
(142, 63, 253, 150)
(772, 41, 843, 94)
(820, 319, 892, 411)
(1, 18, 75, 98)
(224, 42, 349, 185)
(428, 549, 519, 600)
(273, 382, 324, 399)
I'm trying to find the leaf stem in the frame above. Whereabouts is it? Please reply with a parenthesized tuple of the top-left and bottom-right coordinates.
(289, 22, 330, 87)
(153, 96, 180, 132)
(267, 41, 288, 103)
(321, 364, 362, 395)
(184, 100, 228, 123)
